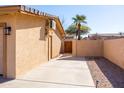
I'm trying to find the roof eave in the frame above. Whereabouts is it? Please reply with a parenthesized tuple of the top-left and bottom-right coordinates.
(0, 5, 65, 38)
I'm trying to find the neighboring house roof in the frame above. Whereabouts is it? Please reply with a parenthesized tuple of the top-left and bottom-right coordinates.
(89, 33, 124, 37)
(65, 34, 75, 39)
(0, 5, 65, 38)
(88, 33, 124, 40)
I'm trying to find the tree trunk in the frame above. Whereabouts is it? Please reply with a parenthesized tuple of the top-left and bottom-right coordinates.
(78, 30, 81, 40)
(77, 23, 81, 40)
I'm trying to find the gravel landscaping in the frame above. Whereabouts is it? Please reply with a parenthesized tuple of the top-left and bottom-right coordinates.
(86, 57, 124, 88)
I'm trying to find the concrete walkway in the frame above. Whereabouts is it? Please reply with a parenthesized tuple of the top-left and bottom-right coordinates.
(0, 55, 95, 88)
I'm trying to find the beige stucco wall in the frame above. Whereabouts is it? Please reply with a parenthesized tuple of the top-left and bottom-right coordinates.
(72, 40, 76, 56)
(0, 12, 63, 78)
(0, 27, 4, 74)
(104, 38, 124, 69)
(72, 40, 103, 57)
(72, 39, 124, 69)
(15, 13, 63, 77)
(0, 14, 16, 78)
(61, 39, 64, 54)
(15, 13, 48, 77)
(52, 28, 62, 58)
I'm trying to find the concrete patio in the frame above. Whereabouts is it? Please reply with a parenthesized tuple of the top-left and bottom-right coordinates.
(0, 55, 95, 88)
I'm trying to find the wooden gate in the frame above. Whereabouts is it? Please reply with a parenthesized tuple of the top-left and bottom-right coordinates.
(64, 41, 72, 53)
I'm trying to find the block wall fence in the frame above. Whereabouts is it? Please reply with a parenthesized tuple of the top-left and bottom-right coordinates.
(72, 38, 124, 69)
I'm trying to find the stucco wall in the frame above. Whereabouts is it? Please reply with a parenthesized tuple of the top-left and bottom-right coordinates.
(61, 39, 64, 53)
(72, 39, 124, 69)
(72, 40, 103, 57)
(104, 38, 124, 69)
(0, 14, 16, 78)
(0, 27, 4, 74)
(15, 13, 48, 77)
(52, 28, 62, 58)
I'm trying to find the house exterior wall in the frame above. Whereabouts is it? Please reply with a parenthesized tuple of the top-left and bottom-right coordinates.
(0, 12, 63, 78)
(0, 27, 4, 74)
(15, 13, 48, 77)
(61, 39, 64, 54)
(72, 40, 103, 57)
(52, 28, 62, 58)
(104, 38, 124, 69)
(0, 14, 16, 78)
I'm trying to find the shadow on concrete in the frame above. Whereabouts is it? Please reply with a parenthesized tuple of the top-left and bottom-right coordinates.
(58, 57, 84, 61)
(86, 57, 124, 88)
(58, 55, 99, 61)
(58, 55, 85, 61)
(0, 77, 14, 84)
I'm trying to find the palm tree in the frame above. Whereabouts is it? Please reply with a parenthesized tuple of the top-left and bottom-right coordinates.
(65, 24, 90, 35)
(65, 24, 77, 35)
(72, 14, 87, 40)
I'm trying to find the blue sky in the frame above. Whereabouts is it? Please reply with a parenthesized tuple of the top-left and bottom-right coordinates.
(29, 5, 124, 34)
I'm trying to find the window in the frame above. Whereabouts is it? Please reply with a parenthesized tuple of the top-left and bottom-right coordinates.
(50, 20, 56, 30)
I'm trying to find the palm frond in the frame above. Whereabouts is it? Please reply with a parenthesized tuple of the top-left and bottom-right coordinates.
(73, 14, 87, 24)
(72, 17, 77, 23)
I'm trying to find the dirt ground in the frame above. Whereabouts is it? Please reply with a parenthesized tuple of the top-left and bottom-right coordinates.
(86, 57, 124, 88)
